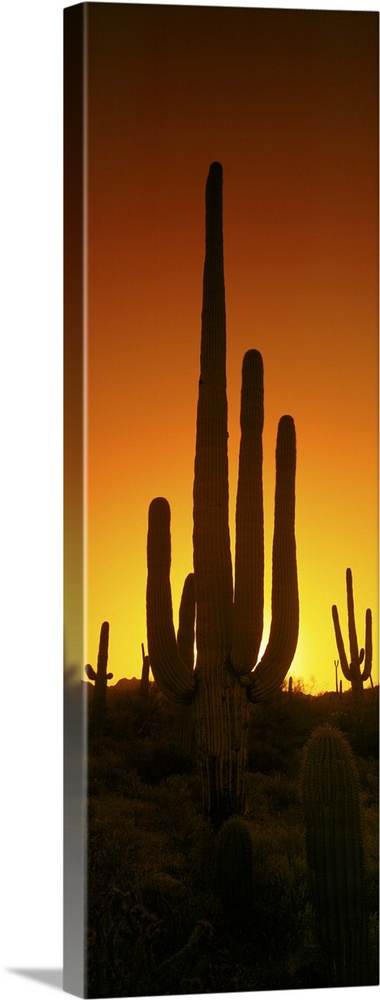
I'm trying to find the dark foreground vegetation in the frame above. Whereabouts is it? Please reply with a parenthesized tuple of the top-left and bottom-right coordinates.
(86, 682, 378, 997)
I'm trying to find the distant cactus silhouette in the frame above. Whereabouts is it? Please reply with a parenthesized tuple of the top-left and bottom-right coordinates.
(334, 659, 339, 693)
(85, 621, 112, 727)
(301, 724, 368, 986)
(332, 568, 372, 698)
(216, 816, 254, 919)
(147, 163, 299, 826)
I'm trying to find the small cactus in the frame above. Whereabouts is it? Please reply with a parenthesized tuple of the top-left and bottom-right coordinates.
(216, 816, 254, 920)
(301, 724, 368, 986)
(332, 568, 372, 698)
(85, 621, 113, 727)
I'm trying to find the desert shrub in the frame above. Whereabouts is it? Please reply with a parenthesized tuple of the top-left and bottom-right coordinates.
(137, 872, 192, 954)
(355, 755, 379, 805)
(150, 773, 201, 847)
(124, 736, 196, 783)
(248, 735, 286, 774)
(247, 691, 333, 776)
(262, 770, 301, 812)
(245, 770, 301, 831)
(185, 813, 218, 893)
(362, 800, 379, 916)
(252, 845, 309, 960)
(326, 688, 378, 760)
(367, 913, 380, 985)
(88, 796, 171, 888)
(87, 746, 134, 798)
(350, 690, 379, 759)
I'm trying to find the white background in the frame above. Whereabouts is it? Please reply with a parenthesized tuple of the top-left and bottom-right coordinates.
(0, 0, 377, 998)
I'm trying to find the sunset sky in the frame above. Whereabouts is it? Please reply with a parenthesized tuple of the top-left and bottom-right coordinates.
(70, 2, 378, 693)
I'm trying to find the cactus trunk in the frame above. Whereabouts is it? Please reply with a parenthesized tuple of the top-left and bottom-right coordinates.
(193, 162, 233, 660)
(194, 668, 250, 824)
(193, 163, 244, 822)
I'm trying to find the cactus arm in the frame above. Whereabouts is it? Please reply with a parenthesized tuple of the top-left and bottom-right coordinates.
(193, 161, 233, 666)
(232, 350, 264, 674)
(147, 497, 195, 703)
(98, 622, 109, 663)
(346, 568, 360, 668)
(177, 573, 195, 673)
(248, 415, 299, 700)
(97, 621, 109, 682)
(175, 573, 196, 754)
(332, 605, 351, 681)
(85, 663, 97, 682)
(361, 608, 373, 683)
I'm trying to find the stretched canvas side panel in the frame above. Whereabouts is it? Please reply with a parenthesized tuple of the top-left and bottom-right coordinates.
(64, 4, 87, 996)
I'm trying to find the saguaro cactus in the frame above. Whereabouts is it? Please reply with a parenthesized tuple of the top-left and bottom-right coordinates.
(332, 568, 372, 697)
(85, 620, 112, 727)
(147, 163, 299, 826)
(301, 724, 368, 986)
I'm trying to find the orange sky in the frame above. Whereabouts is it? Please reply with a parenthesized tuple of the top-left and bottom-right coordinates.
(69, 3, 378, 693)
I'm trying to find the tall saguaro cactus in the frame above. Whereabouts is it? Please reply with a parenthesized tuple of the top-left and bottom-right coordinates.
(147, 163, 299, 825)
(85, 620, 113, 728)
(332, 568, 372, 698)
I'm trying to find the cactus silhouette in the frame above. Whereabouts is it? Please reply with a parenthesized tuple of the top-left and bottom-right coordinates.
(334, 659, 339, 693)
(216, 816, 254, 919)
(147, 162, 299, 826)
(85, 620, 112, 727)
(332, 568, 372, 697)
(301, 724, 368, 986)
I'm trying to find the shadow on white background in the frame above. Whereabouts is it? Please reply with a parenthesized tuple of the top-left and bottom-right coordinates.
(9, 971, 62, 991)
